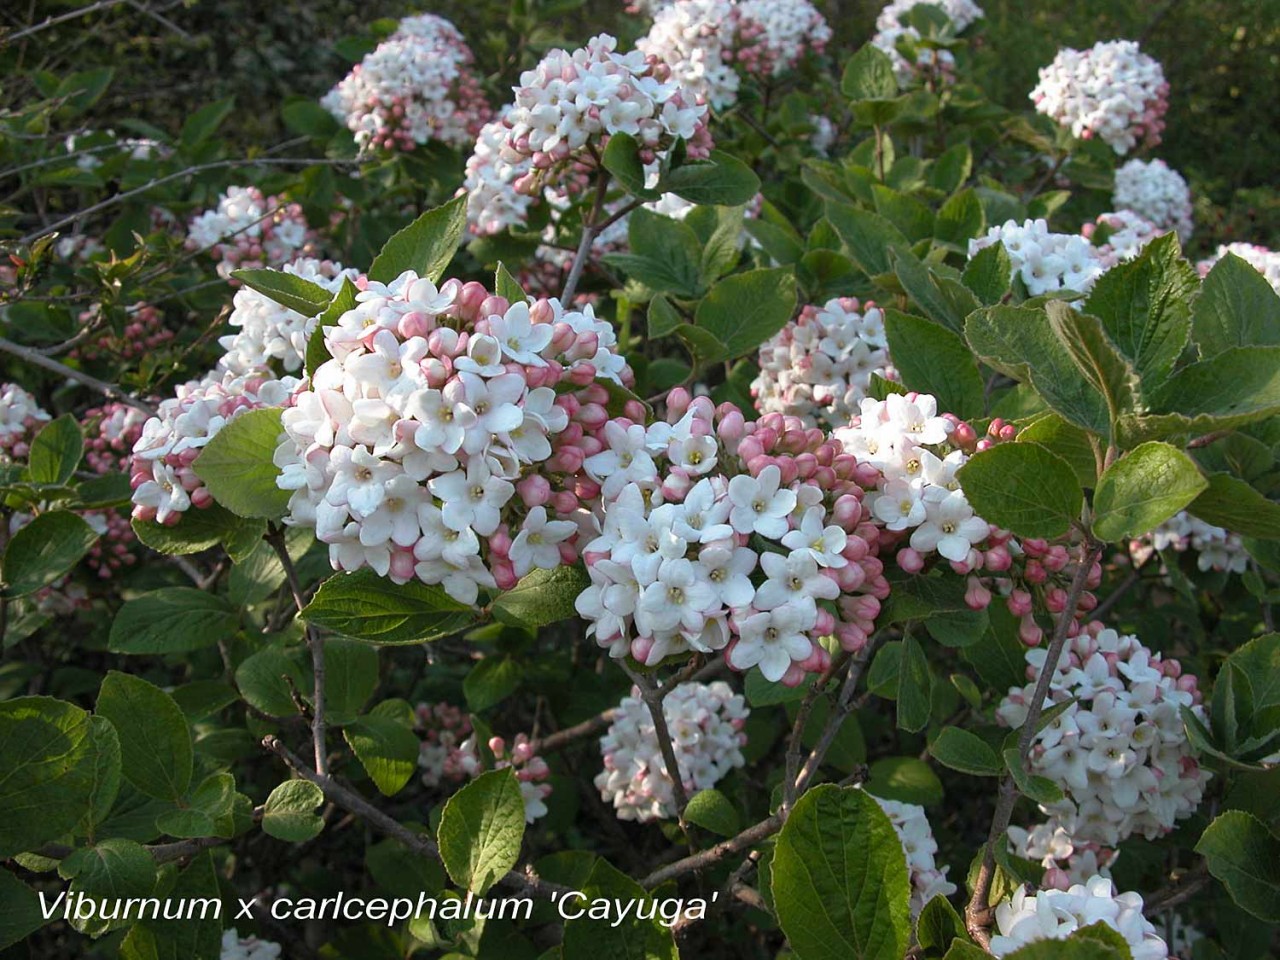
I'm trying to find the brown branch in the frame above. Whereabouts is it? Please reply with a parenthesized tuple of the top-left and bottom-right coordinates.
(1144, 860, 1211, 913)
(2, 0, 126, 43)
(640, 814, 782, 888)
(783, 651, 851, 808)
(0, 335, 157, 415)
(528, 709, 617, 756)
(621, 661, 691, 827)
(560, 168, 610, 304)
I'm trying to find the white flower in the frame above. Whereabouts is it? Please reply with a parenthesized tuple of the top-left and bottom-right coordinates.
(730, 606, 813, 681)
(990, 876, 1169, 960)
(428, 458, 515, 536)
(1113, 158, 1193, 241)
(754, 549, 838, 612)
(637, 558, 717, 635)
(698, 544, 758, 608)
(510, 506, 578, 575)
(909, 490, 989, 561)
(727, 465, 797, 538)
(782, 505, 849, 567)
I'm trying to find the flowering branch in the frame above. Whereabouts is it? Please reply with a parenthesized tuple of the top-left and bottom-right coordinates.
(965, 537, 1104, 946)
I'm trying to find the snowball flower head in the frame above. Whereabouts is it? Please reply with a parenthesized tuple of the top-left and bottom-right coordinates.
(1197, 243, 1280, 295)
(872, 794, 957, 916)
(969, 218, 1106, 297)
(186, 186, 317, 279)
(595, 681, 748, 821)
(1112, 159, 1192, 242)
(990, 875, 1169, 960)
(1131, 509, 1248, 575)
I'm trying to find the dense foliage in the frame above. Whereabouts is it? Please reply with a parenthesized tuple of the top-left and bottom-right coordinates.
(2, 2, 1280, 959)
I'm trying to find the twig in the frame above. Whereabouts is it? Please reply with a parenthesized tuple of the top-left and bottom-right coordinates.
(1144, 860, 1210, 913)
(559, 168, 610, 304)
(266, 526, 327, 777)
(783, 651, 851, 808)
(640, 814, 782, 888)
(529, 709, 617, 756)
(262, 736, 569, 901)
(621, 661, 691, 827)
(0, 335, 157, 414)
(2, 0, 126, 43)
(793, 642, 878, 798)
(965, 539, 1103, 945)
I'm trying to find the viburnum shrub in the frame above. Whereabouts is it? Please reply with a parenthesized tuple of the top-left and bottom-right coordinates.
(3, 3, 1280, 960)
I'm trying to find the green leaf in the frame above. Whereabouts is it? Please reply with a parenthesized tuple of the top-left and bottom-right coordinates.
(663, 151, 761, 206)
(827, 202, 909, 277)
(1002, 747, 1063, 804)
(463, 656, 523, 714)
(685, 788, 741, 837)
(897, 634, 933, 733)
(966, 305, 1110, 435)
(771, 784, 911, 960)
(874, 185, 934, 242)
(1045, 302, 1142, 439)
(437, 769, 526, 895)
(1196, 810, 1280, 921)
(121, 852, 222, 959)
(0, 697, 97, 858)
(322, 639, 379, 724)
(999, 937, 1127, 959)
(928, 144, 972, 194)
(893, 247, 980, 334)
(692, 267, 798, 362)
(306, 277, 358, 377)
(883, 309, 984, 417)
(842, 44, 899, 101)
(605, 209, 703, 298)
(59, 837, 155, 934)
(230, 268, 333, 317)
(26, 414, 82, 485)
(262, 779, 324, 842)
(493, 564, 591, 630)
(1016, 415, 1097, 488)
(934, 189, 985, 249)
(957, 442, 1083, 539)
(1226, 634, 1280, 714)
(368, 193, 468, 284)
(180, 97, 234, 147)
(2, 510, 97, 597)
(647, 294, 682, 339)
(344, 716, 420, 796)
(1082, 232, 1197, 383)
(108, 588, 239, 655)
(1091, 442, 1207, 541)
(745, 668, 810, 706)
(601, 132, 659, 200)
(962, 242, 1012, 305)
(562, 858, 678, 960)
(916, 895, 968, 955)
(131, 505, 263, 559)
(192, 408, 288, 519)
(96, 672, 192, 802)
(80, 715, 123, 833)
(302, 569, 474, 642)
(154, 772, 235, 838)
(1193, 252, 1280, 356)
(234, 645, 309, 718)
(866, 756, 944, 806)
(0, 869, 44, 950)
(928, 726, 1002, 776)
(495, 262, 525, 303)
(1188, 473, 1280, 539)
(282, 99, 341, 139)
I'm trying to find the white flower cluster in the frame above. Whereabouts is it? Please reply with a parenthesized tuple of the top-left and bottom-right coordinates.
(0, 383, 51, 462)
(321, 13, 489, 152)
(218, 258, 359, 376)
(578, 395, 888, 683)
(595, 681, 747, 822)
(1133, 510, 1248, 575)
(1198, 242, 1280, 294)
(1030, 40, 1169, 154)
(1113, 159, 1193, 241)
(459, 733, 553, 823)
(415, 701, 473, 788)
(991, 876, 1169, 960)
(872, 795, 957, 916)
(220, 928, 282, 960)
(462, 114, 537, 237)
(752, 297, 895, 430)
(997, 624, 1209, 847)
(969, 218, 1106, 296)
(871, 0, 984, 88)
(500, 34, 712, 192)
(129, 371, 299, 524)
(638, 0, 741, 111)
(834, 394, 991, 565)
(186, 186, 317, 279)
(274, 270, 632, 605)
(734, 0, 832, 79)
(1084, 209, 1165, 269)
(1009, 816, 1117, 890)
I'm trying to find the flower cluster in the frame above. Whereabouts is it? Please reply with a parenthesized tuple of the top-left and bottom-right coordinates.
(459, 733, 553, 823)
(274, 270, 635, 605)
(0, 384, 51, 462)
(1198, 242, 1280, 294)
(1030, 40, 1168, 154)
(997, 623, 1209, 847)
(186, 186, 318, 279)
(321, 14, 489, 153)
(415, 701, 474, 788)
(577, 391, 888, 684)
(499, 35, 712, 196)
(751, 297, 895, 430)
(991, 876, 1168, 959)
(218, 258, 359, 376)
(462, 114, 538, 237)
(733, 0, 831, 79)
(220, 928, 282, 960)
(129, 371, 300, 524)
(1083, 209, 1165, 268)
(1112, 159, 1193, 241)
(595, 681, 747, 821)
(871, 0, 984, 89)
(73, 303, 174, 364)
(638, 0, 741, 111)
(872, 795, 956, 916)
(82, 403, 147, 578)
(1009, 816, 1118, 891)
(876, 0, 985, 33)
(1132, 510, 1248, 575)
(969, 218, 1106, 296)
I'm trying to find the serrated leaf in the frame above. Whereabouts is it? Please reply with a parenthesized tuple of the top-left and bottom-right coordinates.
(96, 672, 192, 802)
(929, 726, 1002, 776)
(108, 588, 238, 654)
(685, 788, 740, 837)
(493, 564, 590, 630)
(262, 779, 324, 842)
(231, 269, 332, 317)
(302, 568, 474, 643)
(1187, 473, 1280, 539)
(26, 414, 82, 485)
(368, 193, 468, 284)
(1092, 441, 1207, 541)
(2, 510, 97, 597)
(1197, 810, 1280, 921)
(437, 769, 526, 895)
(663, 151, 760, 206)
(1193, 252, 1280, 356)
(344, 716, 420, 796)
(957, 442, 1083, 539)
(883, 309, 984, 417)
(692, 267, 797, 362)
(192, 408, 288, 519)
